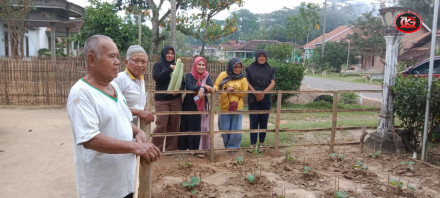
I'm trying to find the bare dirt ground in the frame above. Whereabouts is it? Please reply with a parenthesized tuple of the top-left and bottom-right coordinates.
(1, 89, 439, 198)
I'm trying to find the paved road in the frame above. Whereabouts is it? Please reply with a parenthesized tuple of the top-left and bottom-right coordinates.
(302, 76, 382, 101)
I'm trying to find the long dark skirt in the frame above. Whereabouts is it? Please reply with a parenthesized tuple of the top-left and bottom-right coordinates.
(178, 93, 202, 150)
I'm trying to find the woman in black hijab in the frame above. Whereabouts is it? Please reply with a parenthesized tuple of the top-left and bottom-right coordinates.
(246, 49, 275, 151)
(152, 46, 182, 151)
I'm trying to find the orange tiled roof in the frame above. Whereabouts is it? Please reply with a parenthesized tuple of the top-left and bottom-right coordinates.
(303, 25, 353, 49)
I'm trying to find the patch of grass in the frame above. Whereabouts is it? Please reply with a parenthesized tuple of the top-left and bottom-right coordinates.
(239, 101, 402, 148)
(305, 73, 382, 85)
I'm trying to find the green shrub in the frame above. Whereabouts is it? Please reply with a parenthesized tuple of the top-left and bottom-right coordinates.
(393, 75, 440, 150)
(340, 92, 358, 104)
(241, 59, 304, 104)
(269, 60, 304, 104)
(37, 48, 51, 57)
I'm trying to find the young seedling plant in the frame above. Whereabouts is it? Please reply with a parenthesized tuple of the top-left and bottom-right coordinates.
(329, 153, 345, 161)
(368, 151, 381, 159)
(177, 157, 192, 170)
(353, 160, 368, 171)
(246, 173, 256, 184)
(182, 176, 200, 195)
(237, 156, 243, 164)
(389, 179, 416, 195)
(285, 150, 295, 164)
(334, 190, 355, 198)
(399, 161, 414, 171)
(303, 166, 317, 179)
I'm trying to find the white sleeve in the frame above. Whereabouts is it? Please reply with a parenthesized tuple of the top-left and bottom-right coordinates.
(67, 90, 100, 144)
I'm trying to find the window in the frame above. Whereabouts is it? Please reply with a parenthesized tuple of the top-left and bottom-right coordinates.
(25, 36, 29, 56)
(4, 33, 8, 56)
(411, 63, 429, 74)
(411, 60, 440, 74)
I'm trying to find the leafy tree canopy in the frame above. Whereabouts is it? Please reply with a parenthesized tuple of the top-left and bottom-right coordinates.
(348, 11, 385, 59)
(310, 42, 358, 72)
(78, 0, 152, 53)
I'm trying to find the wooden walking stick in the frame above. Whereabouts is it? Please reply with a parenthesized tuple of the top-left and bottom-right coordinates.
(134, 91, 154, 198)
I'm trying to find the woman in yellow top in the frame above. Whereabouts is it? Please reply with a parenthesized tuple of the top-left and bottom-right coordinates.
(214, 57, 248, 151)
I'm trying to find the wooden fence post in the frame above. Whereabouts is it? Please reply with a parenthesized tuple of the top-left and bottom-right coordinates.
(330, 91, 338, 153)
(275, 91, 282, 152)
(137, 91, 153, 198)
(209, 92, 216, 162)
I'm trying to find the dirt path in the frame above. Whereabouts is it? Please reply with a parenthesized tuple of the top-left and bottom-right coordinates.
(0, 107, 248, 197)
(0, 107, 75, 198)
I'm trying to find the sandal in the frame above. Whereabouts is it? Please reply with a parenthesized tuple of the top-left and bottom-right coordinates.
(247, 145, 256, 153)
(197, 153, 206, 158)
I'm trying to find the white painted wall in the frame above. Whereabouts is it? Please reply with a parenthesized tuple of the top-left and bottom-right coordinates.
(35, 27, 48, 56)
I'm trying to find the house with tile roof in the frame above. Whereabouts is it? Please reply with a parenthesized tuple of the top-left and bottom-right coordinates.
(221, 40, 281, 59)
(303, 25, 354, 59)
(303, 24, 437, 72)
(399, 24, 440, 66)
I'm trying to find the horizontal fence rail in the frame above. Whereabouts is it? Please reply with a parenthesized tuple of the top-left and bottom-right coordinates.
(147, 89, 382, 162)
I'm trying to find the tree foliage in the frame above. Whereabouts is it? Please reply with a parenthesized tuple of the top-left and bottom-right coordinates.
(79, 0, 151, 53)
(348, 11, 385, 59)
(287, 2, 321, 44)
(265, 43, 293, 62)
(115, 0, 190, 55)
(310, 42, 358, 72)
(231, 9, 259, 40)
(393, 76, 440, 150)
(177, 0, 243, 56)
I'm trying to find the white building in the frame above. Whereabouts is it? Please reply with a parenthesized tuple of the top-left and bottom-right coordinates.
(0, 23, 49, 56)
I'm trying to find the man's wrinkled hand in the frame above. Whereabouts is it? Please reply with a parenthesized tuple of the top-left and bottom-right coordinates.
(138, 110, 154, 123)
(133, 142, 161, 164)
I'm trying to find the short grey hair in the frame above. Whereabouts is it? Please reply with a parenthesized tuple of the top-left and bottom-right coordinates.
(83, 35, 113, 65)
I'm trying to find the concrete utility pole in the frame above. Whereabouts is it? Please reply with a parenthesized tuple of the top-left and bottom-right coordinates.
(321, 0, 327, 57)
(170, 0, 177, 49)
(346, 41, 350, 66)
(422, 0, 439, 161)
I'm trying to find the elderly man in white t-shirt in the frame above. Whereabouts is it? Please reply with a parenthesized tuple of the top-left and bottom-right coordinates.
(66, 35, 161, 198)
(114, 45, 154, 125)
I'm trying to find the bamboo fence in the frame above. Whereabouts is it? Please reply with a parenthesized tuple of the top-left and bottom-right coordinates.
(0, 57, 228, 105)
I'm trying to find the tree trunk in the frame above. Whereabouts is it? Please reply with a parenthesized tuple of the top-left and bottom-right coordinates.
(150, 18, 161, 56)
(170, 0, 176, 49)
(200, 15, 212, 56)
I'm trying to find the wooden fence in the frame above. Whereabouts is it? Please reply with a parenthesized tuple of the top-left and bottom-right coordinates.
(148, 89, 382, 162)
(0, 57, 383, 162)
(0, 57, 228, 106)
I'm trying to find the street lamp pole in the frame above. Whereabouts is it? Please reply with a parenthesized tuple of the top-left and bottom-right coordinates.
(366, 7, 405, 154)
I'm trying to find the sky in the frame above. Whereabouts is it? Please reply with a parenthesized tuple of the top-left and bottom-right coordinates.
(69, 0, 322, 17)
(68, 0, 379, 25)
